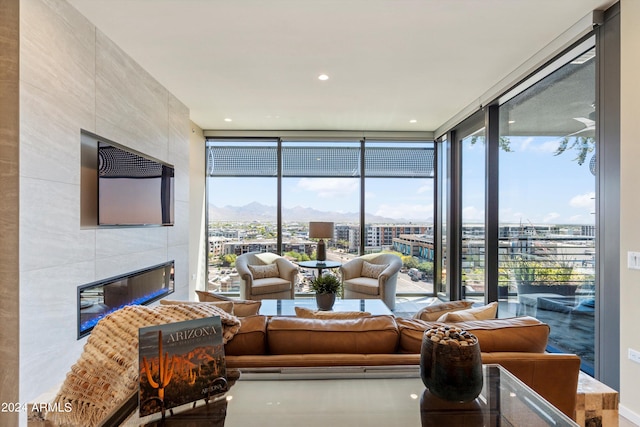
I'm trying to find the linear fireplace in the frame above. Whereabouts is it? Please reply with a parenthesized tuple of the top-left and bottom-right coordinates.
(77, 261, 174, 338)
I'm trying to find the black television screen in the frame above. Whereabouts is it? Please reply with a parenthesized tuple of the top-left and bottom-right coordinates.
(97, 141, 174, 226)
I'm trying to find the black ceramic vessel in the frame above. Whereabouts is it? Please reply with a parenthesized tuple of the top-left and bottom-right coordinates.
(420, 330, 483, 402)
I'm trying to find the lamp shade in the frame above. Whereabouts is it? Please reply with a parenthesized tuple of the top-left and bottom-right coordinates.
(308, 222, 334, 239)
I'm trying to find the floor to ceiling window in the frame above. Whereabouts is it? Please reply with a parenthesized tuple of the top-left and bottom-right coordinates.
(206, 138, 435, 297)
(205, 139, 278, 293)
(498, 46, 596, 374)
(458, 113, 487, 303)
(365, 141, 435, 295)
(281, 141, 360, 294)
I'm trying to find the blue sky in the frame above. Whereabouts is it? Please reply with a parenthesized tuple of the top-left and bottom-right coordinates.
(208, 136, 595, 225)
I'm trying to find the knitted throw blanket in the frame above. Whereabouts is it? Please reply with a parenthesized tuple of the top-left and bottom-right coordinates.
(46, 304, 241, 427)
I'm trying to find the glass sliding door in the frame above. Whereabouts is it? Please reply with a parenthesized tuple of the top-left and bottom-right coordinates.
(458, 112, 487, 303)
(498, 47, 596, 374)
(437, 136, 450, 298)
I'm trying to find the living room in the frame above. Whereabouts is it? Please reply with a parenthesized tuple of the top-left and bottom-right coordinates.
(2, 0, 640, 426)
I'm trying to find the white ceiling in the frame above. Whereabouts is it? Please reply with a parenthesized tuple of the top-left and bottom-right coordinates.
(67, 0, 616, 133)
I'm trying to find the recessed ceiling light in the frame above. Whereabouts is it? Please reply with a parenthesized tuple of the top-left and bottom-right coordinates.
(409, 119, 417, 123)
(224, 118, 232, 122)
(508, 120, 515, 124)
(318, 74, 329, 81)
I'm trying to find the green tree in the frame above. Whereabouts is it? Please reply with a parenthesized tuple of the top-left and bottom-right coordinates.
(402, 256, 419, 269)
(418, 261, 434, 279)
(220, 254, 236, 267)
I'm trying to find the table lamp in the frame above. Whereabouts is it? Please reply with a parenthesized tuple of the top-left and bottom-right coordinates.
(309, 221, 334, 263)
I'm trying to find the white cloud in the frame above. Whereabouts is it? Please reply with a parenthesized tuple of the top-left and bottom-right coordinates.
(365, 191, 376, 200)
(499, 208, 525, 223)
(462, 206, 485, 222)
(296, 178, 358, 198)
(543, 212, 560, 223)
(514, 137, 534, 151)
(570, 192, 595, 209)
(569, 214, 586, 222)
(514, 137, 561, 154)
(417, 181, 434, 194)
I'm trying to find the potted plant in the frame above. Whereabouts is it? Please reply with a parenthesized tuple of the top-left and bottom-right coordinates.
(310, 273, 342, 310)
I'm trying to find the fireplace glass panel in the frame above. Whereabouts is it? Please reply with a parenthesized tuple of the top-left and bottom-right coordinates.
(77, 261, 175, 338)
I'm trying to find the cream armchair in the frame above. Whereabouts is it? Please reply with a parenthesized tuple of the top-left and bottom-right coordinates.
(340, 253, 402, 310)
(235, 251, 297, 300)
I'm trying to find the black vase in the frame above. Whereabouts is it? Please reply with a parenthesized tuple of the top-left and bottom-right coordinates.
(315, 293, 336, 311)
(420, 330, 483, 402)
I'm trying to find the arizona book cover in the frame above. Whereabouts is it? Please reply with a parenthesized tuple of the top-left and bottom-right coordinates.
(138, 316, 227, 417)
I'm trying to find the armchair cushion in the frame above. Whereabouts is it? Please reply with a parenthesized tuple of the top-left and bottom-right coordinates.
(248, 263, 280, 279)
(342, 277, 379, 295)
(251, 277, 292, 296)
(361, 261, 388, 278)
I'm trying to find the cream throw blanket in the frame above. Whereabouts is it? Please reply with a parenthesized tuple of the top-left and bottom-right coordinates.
(46, 304, 241, 427)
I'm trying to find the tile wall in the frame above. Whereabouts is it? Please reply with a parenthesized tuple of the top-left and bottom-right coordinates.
(18, 0, 190, 412)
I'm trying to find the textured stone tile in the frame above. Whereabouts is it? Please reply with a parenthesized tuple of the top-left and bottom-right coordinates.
(169, 94, 190, 164)
(20, 178, 96, 271)
(168, 200, 189, 247)
(95, 30, 169, 160)
(169, 243, 189, 300)
(95, 248, 169, 280)
(95, 226, 168, 259)
(173, 160, 190, 203)
(19, 261, 95, 401)
(20, 0, 95, 121)
(20, 82, 93, 184)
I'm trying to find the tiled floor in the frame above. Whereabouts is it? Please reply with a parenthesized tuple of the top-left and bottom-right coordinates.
(620, 416, 638, 427)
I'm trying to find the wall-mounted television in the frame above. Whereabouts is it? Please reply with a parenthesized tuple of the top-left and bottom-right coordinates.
(97, 140, 174, 226)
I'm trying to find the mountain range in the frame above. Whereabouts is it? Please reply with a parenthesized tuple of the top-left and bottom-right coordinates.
(208, 202, 407, 223)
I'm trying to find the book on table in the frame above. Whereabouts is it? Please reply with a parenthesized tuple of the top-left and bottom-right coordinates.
(138, 316, 227, 417)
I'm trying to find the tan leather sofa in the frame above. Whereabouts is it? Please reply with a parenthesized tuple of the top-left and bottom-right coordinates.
(224, 315, 581, 420)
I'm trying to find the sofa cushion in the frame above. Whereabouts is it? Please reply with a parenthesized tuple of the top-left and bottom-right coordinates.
(267, 315, 399, 354)
(195, 290, 262, 317)
(436, 301, 498, 322)
(294, 306, 371, 319)
(224, 315, 268, 356)
(249, 263, 280, 279)
(361, 261, 388, 279)
(413, 300, 474, 321)
(396, 316, 550, 354)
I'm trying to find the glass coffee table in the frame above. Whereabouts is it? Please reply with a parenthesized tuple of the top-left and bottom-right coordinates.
(131, 365, 578, 426)
(258, 298, 393, 316)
